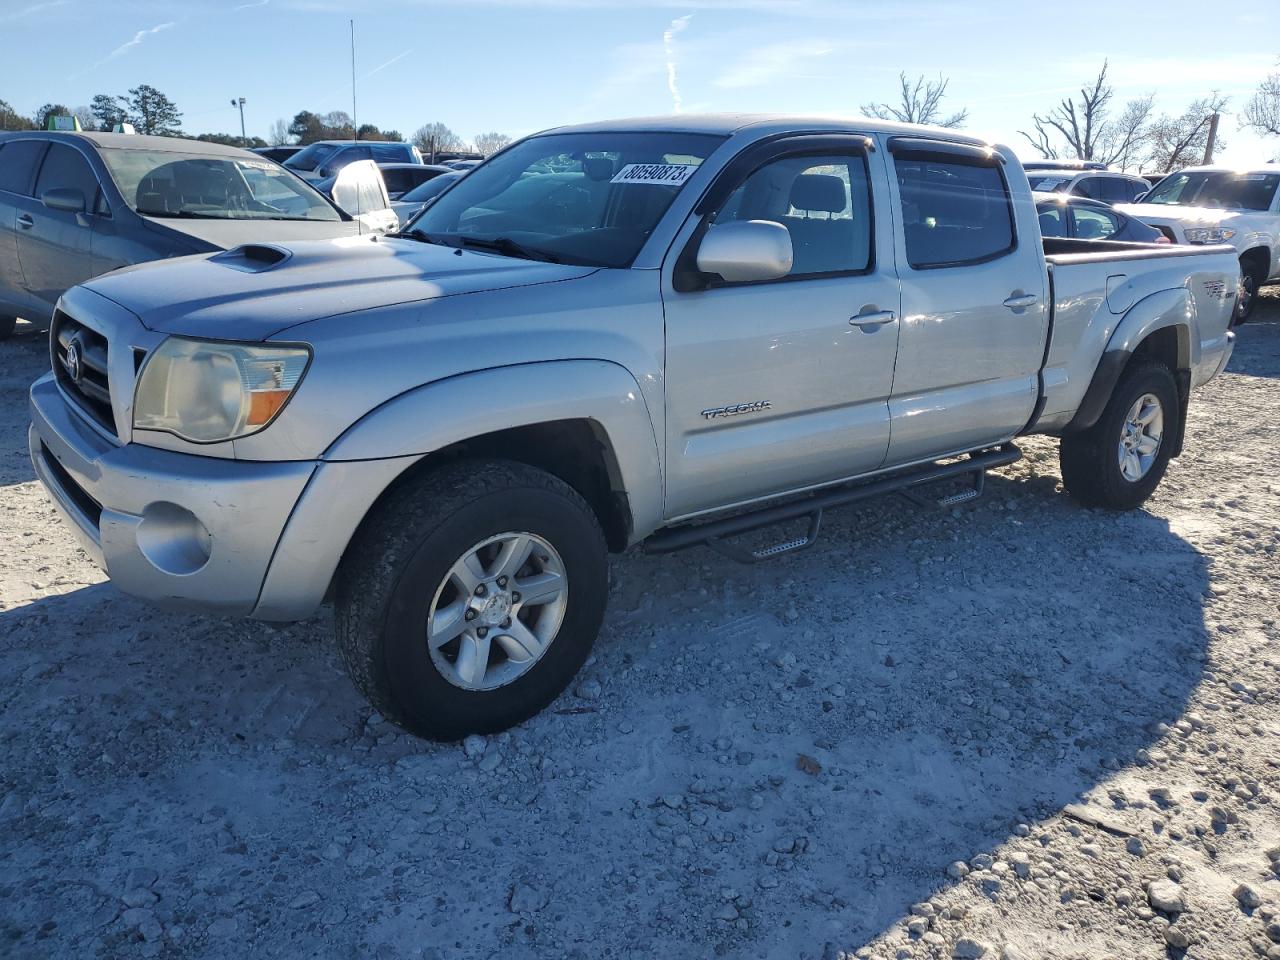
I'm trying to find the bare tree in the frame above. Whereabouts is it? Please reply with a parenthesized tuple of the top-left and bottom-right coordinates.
(1241, 72, 1280, 139)
(268, 117, 292, 146)
(1145, 94, 1229, 173)
(1019, 62, 1154, 166)
(861, 73, 968, 128)
(71, 105, 95, 132)
(473, 132, 512, 156)
(413, 122, 463, 159)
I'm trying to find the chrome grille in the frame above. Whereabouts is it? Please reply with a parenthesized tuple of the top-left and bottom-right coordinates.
(51, 310, 115, 435)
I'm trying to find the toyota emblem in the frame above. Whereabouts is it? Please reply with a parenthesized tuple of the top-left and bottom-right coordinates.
(65, 339, 83, 383)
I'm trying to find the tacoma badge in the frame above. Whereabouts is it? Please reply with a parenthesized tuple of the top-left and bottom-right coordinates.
(701, 400, 772, 420)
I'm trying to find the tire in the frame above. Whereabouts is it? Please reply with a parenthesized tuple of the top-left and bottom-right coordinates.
(1059, 359, 1179, 510)
(1235, 256, 1265, 324)
(335, 459, 608, 741)
(0, 316, 15, 341)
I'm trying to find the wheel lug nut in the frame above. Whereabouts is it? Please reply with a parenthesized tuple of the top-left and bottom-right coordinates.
(476, 627, 488, 638)
(501, 618, 511, 628)
(464, 609, 477, 621)
(497, 575, 508, 588)
(474, 584, 486, 597)
(511, 592, 521, 602)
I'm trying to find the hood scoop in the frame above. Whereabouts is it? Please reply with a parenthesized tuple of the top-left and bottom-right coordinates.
(214, 244, 292, 272)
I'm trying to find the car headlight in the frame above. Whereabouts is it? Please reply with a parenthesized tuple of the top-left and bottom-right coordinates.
(133, 337, 310, 443)
(1184, 227, 1236, 243)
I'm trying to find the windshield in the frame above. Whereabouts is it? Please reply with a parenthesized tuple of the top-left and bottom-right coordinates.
(408, 131, 725, 267)
(1142, 171, 1280, 211)
(1026, 173, 1073, 192)
(283, 142, 340, 173)
(400, 172, 462, 204)
(100, 149, 342, 221)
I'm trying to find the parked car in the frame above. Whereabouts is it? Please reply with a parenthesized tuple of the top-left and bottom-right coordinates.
(252, 145, 304, 164)
(1034, 192, 1170, 244)
(313, 162, 452, 202)
(1116, 165, 1280, 320)
(1024, 159, 1109, 172)
(1025, 168, 1151, 204)
(0, 131, 384, 339)
(282, 140, 422, 182)
(391, 170, 464, 226)
(29, 115, 1238, 740)
(445, 159, 483, 171)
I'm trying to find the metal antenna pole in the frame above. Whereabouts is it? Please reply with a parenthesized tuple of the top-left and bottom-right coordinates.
(350, 19, 358, 141)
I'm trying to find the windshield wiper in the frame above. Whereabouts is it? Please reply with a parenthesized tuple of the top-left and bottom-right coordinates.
(457, 236, 561, 263)
(400, 229, 453, 246)
(136, 208, 228, 219)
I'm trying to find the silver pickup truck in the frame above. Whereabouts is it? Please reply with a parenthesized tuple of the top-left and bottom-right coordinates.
(29, 115, 1238, 739)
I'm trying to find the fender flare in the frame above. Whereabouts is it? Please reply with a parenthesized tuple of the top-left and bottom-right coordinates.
(322, 358, 665, 538)
(1063, 286, 1192, 436)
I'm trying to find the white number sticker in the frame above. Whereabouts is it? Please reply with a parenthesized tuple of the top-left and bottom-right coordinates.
(610, 163, 698, 186)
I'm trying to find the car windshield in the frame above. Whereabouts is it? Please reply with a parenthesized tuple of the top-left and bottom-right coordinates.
(1026, 173, 1073, 192)
(100, 149, 342, 221)
(283, 142, 341, 172)
(408, 131, 725, 267)
(1141, 171, 1280, 211)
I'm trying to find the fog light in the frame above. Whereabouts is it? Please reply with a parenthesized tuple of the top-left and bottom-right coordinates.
(135, 502, 212, 576)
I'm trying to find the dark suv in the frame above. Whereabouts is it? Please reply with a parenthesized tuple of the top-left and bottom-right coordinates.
(282, 140, 423, 182)
(0, 131, 366, 338)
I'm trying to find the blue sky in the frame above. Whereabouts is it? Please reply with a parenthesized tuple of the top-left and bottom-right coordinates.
(3, 0, 1277, 166)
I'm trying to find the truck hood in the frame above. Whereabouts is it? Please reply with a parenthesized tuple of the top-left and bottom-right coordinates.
(1114, 203, 1244, 226)
(84, 236, 599, 340)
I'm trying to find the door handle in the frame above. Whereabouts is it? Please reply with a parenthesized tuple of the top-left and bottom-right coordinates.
(1003, 293, 1038, 310)
(17, 214, 34, 229)
(849, 310, 896, 328)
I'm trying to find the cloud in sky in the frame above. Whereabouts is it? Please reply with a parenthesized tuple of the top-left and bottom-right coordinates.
(663, 14, 693, 113)
(106, 21, 175, 62)
(714, 39, 835, 89)
(0, 0, 69, 23)
(233, 0, 270, 10)
(360, 48, 413, 81)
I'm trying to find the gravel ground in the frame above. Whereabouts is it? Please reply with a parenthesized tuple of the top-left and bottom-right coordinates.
(1, 292, 1278, 960)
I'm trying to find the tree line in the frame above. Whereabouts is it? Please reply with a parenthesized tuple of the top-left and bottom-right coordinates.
(867, 62, 1280, 172)
(0, 86, 513, 157)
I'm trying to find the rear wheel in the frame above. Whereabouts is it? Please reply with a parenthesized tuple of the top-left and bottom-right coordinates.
(1059, 359, 1179, 510)
(335, 459, 608, 740)
(0, 316, 15, 341)
(1235, 256, 1266, 324)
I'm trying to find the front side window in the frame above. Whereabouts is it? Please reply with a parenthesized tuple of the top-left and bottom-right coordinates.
(1071, 205, 1119, 239)
(34, 143, 100, 207)
(408, 131, 724, 267)
(1143, 171, 1280, 211)
(717, 152, 873, 276)
(1036, 203, 1067, 238)
(100, 149, 342, 221)
(283, 142, 339, 173)
(1071, 177, 1102, 200)
(896, 152, 1015, 268)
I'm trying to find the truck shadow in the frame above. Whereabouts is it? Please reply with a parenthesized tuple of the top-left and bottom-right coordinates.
(0, 464, 1211, 958)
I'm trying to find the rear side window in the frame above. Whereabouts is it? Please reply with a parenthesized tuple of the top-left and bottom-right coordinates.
(1071, 177, 1102, 200)
(370, 143, 407, 163)
(1071, 205, 1119, 239)
(34, 143, 101, 206)
(1036, 203, 1067, 238)
(0, 139, 49, 195)
(896, 152, 1015, 269)
(382, 168, 412, 194)
(1098, 177, 1137, 203)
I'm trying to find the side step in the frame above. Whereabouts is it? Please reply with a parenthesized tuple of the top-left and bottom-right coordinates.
(644, 443, 1021, 563)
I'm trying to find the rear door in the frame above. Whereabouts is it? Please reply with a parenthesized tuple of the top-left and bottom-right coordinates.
(15, 142, 105, 314)
(662, 135, 902, 519)
(884, 139, 1048, 465)
(0, 138, 48, 309)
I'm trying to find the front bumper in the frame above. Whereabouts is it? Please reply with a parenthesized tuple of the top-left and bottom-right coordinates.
(30, 372, 316, 616)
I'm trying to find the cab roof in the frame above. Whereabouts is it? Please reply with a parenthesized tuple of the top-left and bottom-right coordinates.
(0, 130, 255, 157)
(538, 113, 991, 146)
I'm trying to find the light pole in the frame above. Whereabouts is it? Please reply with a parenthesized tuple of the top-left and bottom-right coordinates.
(230, 97, 246, 146)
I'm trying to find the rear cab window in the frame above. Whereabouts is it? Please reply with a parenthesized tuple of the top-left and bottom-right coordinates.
(893, 146, 1016, 269)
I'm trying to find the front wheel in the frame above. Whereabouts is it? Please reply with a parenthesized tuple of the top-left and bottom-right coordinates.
(1059, 360, 1179, 510)
(335, 459, 608, 740)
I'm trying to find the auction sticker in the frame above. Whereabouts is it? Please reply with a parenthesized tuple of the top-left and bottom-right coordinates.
(611, 163, 698, 185)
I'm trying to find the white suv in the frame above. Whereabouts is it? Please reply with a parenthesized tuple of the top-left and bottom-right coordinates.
(1117, 165, 1280, 320)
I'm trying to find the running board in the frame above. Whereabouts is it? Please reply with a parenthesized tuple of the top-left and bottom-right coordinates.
(644, 444, 1021, 563)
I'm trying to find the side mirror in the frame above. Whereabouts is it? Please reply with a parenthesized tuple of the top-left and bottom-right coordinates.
(696, 219, 793, 284)
(42, 187, 86, 214)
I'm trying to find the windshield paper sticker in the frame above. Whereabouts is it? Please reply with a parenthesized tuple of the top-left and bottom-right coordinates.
(611, 163, 698, 186)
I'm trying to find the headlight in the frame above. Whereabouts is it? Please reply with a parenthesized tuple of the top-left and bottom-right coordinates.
(133, 338, 310, 443)
(1184, 227, 1236, 243)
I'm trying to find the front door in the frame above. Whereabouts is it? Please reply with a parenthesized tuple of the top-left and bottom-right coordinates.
(662, 137, 902, 520)
(883, 141, 1048, 465)
(14, 142, 102, 314)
